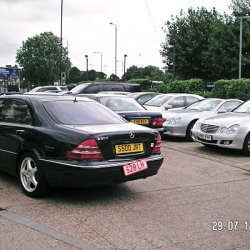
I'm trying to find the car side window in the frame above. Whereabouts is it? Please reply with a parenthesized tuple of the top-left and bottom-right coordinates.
(218, 101, 242, 112)
(186, 96, 199, 106)
(84, 85, 100, 93)
(168, 96, 185, 108)
(137, 94, 151, 104)
(101, 84, 124, 91)
(0, 99, 32, 125)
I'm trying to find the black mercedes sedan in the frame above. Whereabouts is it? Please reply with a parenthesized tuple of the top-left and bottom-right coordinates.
(0, 94, 163, 197)
(78, 93, 164, 135)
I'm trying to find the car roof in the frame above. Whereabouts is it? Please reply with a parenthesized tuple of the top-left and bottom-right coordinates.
(0, 93, 94, 103)
(129, 91, 158, 96)
(158, 93, 202, 97)
(78, 93, 131, 98)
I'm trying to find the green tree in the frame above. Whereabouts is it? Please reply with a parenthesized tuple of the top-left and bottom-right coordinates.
(68, 66, 82, 83)
(161, 8, 225, 81)
(16, 32, 71, 86)
(123, 65, 164, 80)
(143, 66, 164, 80)
(232, 0, 250, 11)
(203, 14, 240, 80)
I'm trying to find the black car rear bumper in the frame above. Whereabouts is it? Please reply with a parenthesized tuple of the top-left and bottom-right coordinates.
(39, 155, 163, 188)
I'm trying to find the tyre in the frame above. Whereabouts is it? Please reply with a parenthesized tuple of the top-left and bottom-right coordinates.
(18, 153, 50, 197)
(243, 133, 250, 156)
(185, 120, 197, 142)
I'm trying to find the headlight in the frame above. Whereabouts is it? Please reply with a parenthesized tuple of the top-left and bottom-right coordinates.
(165, 117, 181, 125)
(219, 124, 240, 134)
(226, 124, 240, 134)
(219, 126, 227, 133)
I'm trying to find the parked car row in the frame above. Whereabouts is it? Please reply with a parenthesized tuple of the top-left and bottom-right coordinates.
(1, 81, 249, 199)
(163, 98, 243, 141)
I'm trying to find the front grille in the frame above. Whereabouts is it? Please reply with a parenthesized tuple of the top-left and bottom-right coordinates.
(200, 123, 219, 134)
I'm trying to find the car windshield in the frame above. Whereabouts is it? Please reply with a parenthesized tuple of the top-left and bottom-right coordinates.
(186, 99, 221, 111)
(43, 100, 124, 125)
(128, 92, 141, 98)
(98, 96, 145, 111)
(233, 100, 250, 114)
(145, 95, 173, 107)
(69, 83, 91, 94)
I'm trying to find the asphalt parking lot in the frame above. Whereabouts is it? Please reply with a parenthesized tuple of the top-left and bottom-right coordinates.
(1, 138, 250, 250)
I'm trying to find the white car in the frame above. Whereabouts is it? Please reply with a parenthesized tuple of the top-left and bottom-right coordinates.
(163, 98, 243, 141)
(28, 85, 68, 93)
(144, 93, 203, 114)
(191, 100, 250, 155)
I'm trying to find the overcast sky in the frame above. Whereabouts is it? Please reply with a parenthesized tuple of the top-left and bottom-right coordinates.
(0, 0, 232, 77)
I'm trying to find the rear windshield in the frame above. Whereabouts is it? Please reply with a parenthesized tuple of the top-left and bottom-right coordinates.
(98, 96, 145, 111)
(43, 100, 124, 125)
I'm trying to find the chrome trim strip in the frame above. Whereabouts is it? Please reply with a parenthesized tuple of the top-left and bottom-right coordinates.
(0, 149, 17, 155)
(39, 155, 163, 169)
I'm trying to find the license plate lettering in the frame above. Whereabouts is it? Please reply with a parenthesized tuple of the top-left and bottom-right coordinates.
(198, 133, 212, 141)
(115, 143, 144, 154)
(123, 159, 148, 176)
(131, 119, 149, 125)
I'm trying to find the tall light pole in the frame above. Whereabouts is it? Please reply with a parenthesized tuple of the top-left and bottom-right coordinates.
(85, 55, 89, 81)
(123, 54, 127, 74)
(239, 16, 250, 79)
(60, 0, 63, 85)
(110, 22, 117, 76)
(93, 52, 103, 72)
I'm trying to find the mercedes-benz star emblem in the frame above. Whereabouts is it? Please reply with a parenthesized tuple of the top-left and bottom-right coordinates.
(129, 131, 135, 139)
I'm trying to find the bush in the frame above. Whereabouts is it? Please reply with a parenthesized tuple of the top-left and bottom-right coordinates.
(159, 78, 204, 94)
(212, 79, 250, 101)
(128, 79, 151, 90)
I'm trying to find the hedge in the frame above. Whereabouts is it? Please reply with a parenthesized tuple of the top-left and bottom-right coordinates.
(159, 78, 204, 94)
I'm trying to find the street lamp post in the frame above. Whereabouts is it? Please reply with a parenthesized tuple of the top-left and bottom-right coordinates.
(93, 52, 103, 72)
(85, 55, 89, 81)
(239, 15, 250, 79)
(110, 22, 117, 76)
(60, 0, 63, 85)
(123, 54, 127, 74)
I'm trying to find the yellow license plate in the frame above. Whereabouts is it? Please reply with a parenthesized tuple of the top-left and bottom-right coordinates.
(131, 119, 149, 125)
(115, 143, 144, 154)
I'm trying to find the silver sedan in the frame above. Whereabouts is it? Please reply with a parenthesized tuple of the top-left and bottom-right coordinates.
(163, 98, 243, 141)
(191, 100, 250, 155)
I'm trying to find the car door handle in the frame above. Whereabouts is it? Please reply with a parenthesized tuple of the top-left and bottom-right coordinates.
(16, 129, 25, 134)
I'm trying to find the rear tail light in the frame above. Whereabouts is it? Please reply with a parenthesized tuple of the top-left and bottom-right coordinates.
(152, 117, 164, 127)
(153, 133, 161, 153)
(66, 139, 104, 160)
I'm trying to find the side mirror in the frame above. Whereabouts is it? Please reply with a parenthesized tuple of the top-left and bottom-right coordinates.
(165, 105, 172, 111)
(217, 109, 227, 114)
